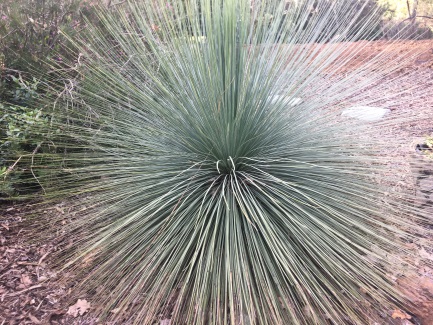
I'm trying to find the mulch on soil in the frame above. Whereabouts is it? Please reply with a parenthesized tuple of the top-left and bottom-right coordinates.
(0, 204, 98, 325)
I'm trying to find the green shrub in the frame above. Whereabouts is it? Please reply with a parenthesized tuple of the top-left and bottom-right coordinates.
(0, 0, 96, 74)
(0, 0, 100, 198)
(382, 20, 433, 39)
(0, 103, 57, 197)
(16, 0, 432, 324)
(0, 73, 44, 197)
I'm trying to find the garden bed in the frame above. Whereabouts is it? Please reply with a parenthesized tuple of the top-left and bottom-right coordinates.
(1, 39, 433, 324)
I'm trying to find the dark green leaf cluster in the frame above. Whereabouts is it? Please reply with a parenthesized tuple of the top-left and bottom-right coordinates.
(0, 104, 60, 197)
(0, 0, 102, 198)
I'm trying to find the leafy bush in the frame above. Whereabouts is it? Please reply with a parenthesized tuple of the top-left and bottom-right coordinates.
(0, 0, 96, 74)
(22, 0, 431, 324)
(382, 20, 433, 39)
(0, 0, 99, 198)
(0, 104, 46, 196)
(0, 74, 45, 197)
(308, 0, 388, 40)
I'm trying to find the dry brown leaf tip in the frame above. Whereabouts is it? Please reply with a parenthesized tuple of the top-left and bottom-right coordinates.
(67, 299, 91, 318)
(391, 309, 412, 320)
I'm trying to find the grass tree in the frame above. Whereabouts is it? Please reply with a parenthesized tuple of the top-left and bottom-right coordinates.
(17, 0, 432, 324)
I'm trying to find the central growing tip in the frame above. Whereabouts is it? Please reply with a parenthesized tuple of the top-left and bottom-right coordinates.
(216, 156, 238, 174)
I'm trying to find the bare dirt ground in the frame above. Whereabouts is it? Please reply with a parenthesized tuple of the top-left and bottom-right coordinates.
(0, 39, 432, 325)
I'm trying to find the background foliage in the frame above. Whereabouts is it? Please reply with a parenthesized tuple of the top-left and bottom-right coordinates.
(0, 0, 99, 198)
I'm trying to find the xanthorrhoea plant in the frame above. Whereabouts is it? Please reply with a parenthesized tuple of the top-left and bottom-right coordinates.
(22, 0, 432, 324)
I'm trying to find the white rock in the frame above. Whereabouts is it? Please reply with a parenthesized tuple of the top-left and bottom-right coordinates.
(341, 106, 390, 121)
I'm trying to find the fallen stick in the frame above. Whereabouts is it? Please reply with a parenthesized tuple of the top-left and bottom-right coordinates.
(5, 284, 43, 298)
